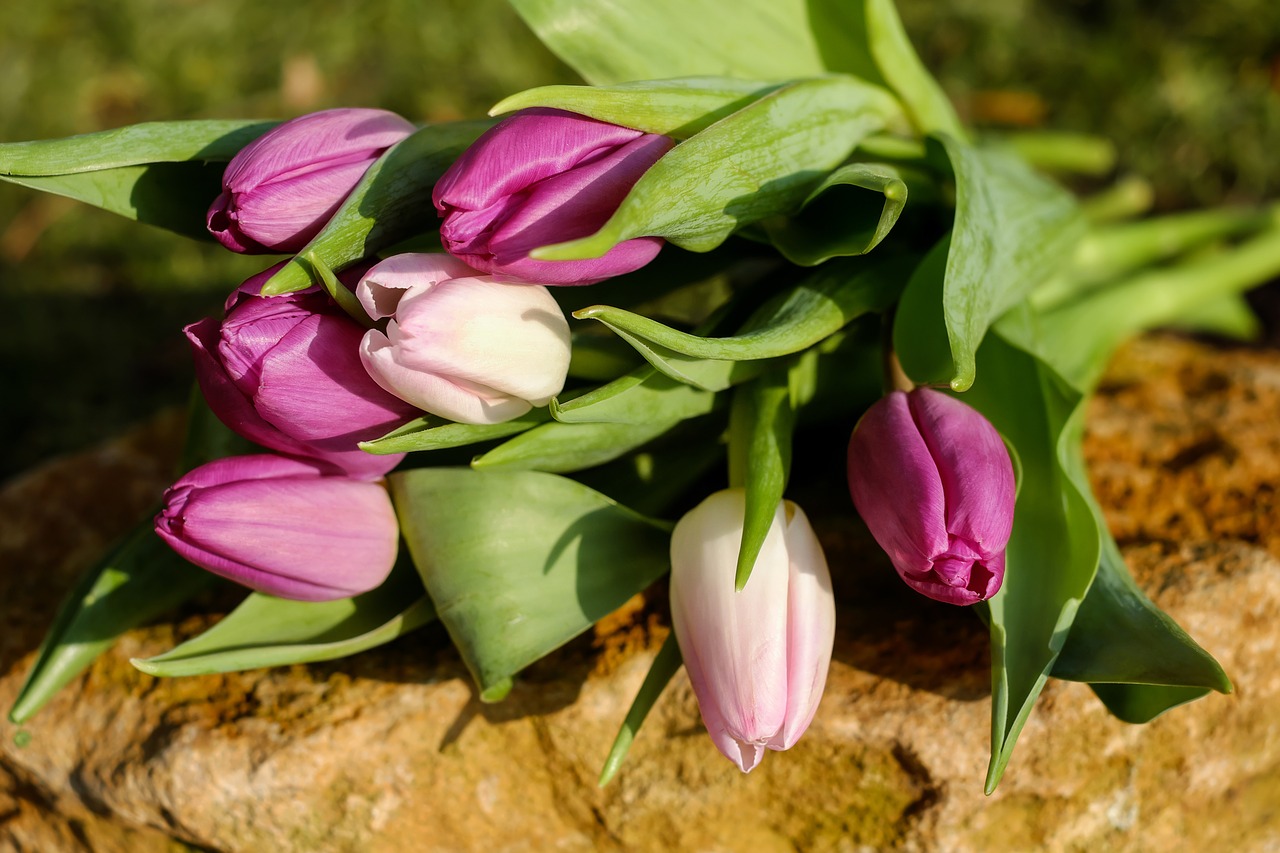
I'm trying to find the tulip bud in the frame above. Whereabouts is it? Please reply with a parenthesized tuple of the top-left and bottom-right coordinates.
(846, 388, 1015, 605)
(432, 108, 675, 285)
(669, 490, 835, 773)
(186, 265, 419, 479)
(154, 455, 399, 601)
(357, 253, 572, 425)
(207, 108, 415, 253)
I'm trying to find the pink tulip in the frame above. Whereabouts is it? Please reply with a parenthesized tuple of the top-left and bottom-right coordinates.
(669, 490, 835, 773)
(155, 455, 399, 601)
(207, 108, 415, 253)
(357, 253, 572, 424)
(846, 388, 1016, 605)
(432, 108, 674, 285)
(186, 265, 418, 479)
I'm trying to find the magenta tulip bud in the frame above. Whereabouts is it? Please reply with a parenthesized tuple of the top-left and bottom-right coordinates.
(846, 388, 1016, 606)
(357, 253, 572, 424)
(186, 265, 419, 479)
(432, 108, 675, 285)
(207, 108, 415, 253)
(670, 490, 836, 773)
(155, 455, 399, 601)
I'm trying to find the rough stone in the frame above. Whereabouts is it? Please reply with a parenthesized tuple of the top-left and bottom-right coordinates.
(1, 335, 1278, 852)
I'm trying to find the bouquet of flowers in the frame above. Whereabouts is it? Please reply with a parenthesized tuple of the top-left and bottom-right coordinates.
(6, 0, 1274, 794)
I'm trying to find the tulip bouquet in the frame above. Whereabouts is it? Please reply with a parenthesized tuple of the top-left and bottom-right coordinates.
(4, 0, 1275, 794)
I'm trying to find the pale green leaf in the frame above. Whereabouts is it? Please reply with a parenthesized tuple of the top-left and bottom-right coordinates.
(727, 369, 793, 590)
(599, 633, 682, 786)
(507, 0, 826, 85)
(131, 559, 433, 677)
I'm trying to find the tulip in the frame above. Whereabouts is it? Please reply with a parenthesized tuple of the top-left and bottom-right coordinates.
(432, 108, 675, 285)
(207, 108, 415, 253)
(669, 489, 835, 773)
(846, 388, 1015, 606)
(357, 253, 572, 424)
(155, 455, 399, 601)
(186, 265, 419, 479)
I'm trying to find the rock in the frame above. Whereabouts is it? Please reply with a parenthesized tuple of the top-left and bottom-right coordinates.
(2, 334, 1278, 852)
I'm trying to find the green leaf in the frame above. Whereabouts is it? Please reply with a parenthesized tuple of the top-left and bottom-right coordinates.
(552, 366, 718, 426)
(8, 393, 245, 723)
(1036, 226, 1280, 389)
(471, 418, 690, 474)
(598, 632, 682, 786)
(0, 119, 275, 174)
(762, 163, 909, 266)
(997, 131, 1116, 177)
(728, 369, 793, 590)
(389, 468, 671, 700)
(131, 558, 434, 677)
(491, 78, 786, 138)
(507, 0, 826, 85)
(261, 120, 493, 295)
(577, 256, 908, 365)
(807, 0, 964, 138)
(8, 523, 213, 723)
(0, 120, 276, 240)
(361, 409, 551, 455)
(957, 329, 1100, 794)
(894, 136, 1084, 390)
(534, 76, 901, 258)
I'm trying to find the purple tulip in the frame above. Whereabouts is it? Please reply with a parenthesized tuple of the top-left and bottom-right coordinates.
(155, 455, 399, 601)
(186, 265, 419, 479)
(356, 253, 572, 424)
(670, 490, 835, 773)
(846, 388, 1016, 606)
(207, 108, 415, 253)
(432, 108, 675, 285)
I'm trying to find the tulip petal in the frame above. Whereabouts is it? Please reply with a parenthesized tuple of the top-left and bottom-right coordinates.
(356, 253, 479, 319)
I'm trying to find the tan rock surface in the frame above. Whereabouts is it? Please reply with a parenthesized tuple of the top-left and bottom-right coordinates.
(1, 335, 1278, 852)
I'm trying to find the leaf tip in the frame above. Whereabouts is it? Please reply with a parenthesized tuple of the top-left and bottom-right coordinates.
(129, 657, 160, 676)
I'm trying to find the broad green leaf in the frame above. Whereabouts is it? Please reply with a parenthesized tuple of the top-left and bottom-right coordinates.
(895, 135, 1084, 390)
(261, 120, 492, 295)
(131, 559, 434, 677)
(727, 369, 793, 590)
(763, 163, 909, 265)
(1036, 226, 1280, 389)
(1087, 683, 1216, 725)
(389, 468, 671, 700)
(508, 0, 825, 85)
(8, 523, 212, 723)
(552, 366, 718, 426)
(577, 256, 908, 364)
(535, 76, 901, 258)
(491, 78, 785, 138)
(0, 120, 276, 240)
(471, 418, 689, 474)
(807, 0, 964, 138)
(0, 119, 275, 174)
(958, 330, 1100, 794)
(599, 633, 682, 786)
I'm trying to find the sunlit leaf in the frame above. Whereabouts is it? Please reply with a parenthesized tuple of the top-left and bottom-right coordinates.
(390, 468, 671, 700)
(728, 368, 793, 590)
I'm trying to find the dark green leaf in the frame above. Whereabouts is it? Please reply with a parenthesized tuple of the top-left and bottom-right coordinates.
(957, 329, 1100, 793)
(728, 368, 793, 590)
(131, 558, 434, 677)
(389, 468, 671, 700)
(261, 120, 493, 295)
(763, 162, 908, 265)
(507, 0, 826, 85)
(361, 409, 551, 455)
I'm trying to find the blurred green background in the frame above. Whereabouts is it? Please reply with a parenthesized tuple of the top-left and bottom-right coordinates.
(1, 0, 1278, 480)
